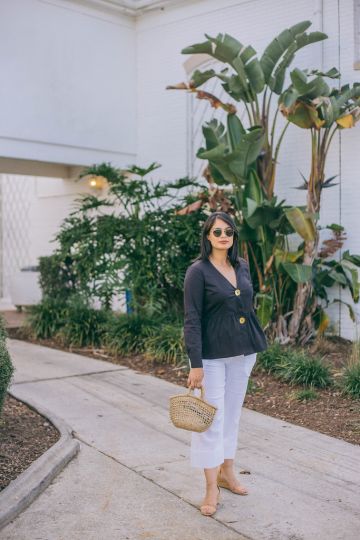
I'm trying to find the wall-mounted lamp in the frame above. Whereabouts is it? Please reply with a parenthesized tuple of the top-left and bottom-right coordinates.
(88, 175, 107, 190)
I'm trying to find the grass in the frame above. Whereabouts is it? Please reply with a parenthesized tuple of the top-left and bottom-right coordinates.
(26, 297, 67, 339)
(144, 323, 187, 365)
(255, 342, 289, 375)
(294, 388, 319, 401)
(104, 312, 159, 356)
(341, 362, 360, 399)
(278, 351, 332, 388)
(257, 343, 332, 389)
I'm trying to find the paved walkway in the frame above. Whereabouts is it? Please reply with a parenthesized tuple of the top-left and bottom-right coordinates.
(2, 339, 360, 539)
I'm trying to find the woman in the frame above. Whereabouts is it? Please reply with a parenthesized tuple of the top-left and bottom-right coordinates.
(183, 211, 268, 517)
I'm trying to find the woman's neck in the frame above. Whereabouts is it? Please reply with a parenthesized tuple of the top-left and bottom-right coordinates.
(209, 249, 229, 267)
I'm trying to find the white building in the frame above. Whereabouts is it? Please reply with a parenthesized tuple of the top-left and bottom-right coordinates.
(1, 0, 359, 337)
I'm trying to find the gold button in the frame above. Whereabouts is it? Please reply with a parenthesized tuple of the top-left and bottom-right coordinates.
(234, 289, 241, 296)
(239, 317, 246, 324)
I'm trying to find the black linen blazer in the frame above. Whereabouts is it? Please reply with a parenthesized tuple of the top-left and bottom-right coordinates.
(183, 256, 268, 369)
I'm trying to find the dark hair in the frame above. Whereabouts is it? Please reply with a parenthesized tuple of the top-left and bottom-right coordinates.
(194, 211, 240, 267)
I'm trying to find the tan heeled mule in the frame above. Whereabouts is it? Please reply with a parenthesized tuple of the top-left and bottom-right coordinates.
(217, 467, 249, 495)
(200, 484, 221, 516)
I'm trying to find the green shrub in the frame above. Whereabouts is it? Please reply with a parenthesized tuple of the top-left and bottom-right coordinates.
(341, 362, 360, 399)
(257, 343, 332, 388)
(0, 316, 15, 417)
(256, 342, 289, 375)
(279, 351, 332, 388)
(104, 312, 159, 355)
(47, 163, 207, 314)
(26, 296, 67, 339)
(143, 322, 187, 365)
(295, 388, 319, 401)
(38, 253, 77, 302)
(0, 313, 7, 341)
(58, 296, 111, 348)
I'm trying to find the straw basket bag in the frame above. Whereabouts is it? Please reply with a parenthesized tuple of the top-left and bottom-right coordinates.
(169, 385, 217, 432)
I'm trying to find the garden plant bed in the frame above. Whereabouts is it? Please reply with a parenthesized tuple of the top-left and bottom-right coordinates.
(7, 329, 360, 447)
(0, 393, 60, 492)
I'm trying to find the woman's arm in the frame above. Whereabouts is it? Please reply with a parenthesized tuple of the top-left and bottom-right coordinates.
(240, 256, 255, 307)
(183, 265, 204, 370)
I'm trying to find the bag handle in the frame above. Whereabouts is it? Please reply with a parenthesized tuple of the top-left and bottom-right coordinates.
(187, 385, 205, 400)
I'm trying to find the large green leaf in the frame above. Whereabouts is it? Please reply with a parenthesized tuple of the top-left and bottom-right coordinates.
(197, 143, 238, 184)
(317, 95, 341, 127)
(226, 128, 265, 178)
(197, 143, 228, 161)
(191, 69, 216, 88)
(202, 119, 227, 150)
(285, 207, 317, 240)
(245, 197, 258, 218)
(269, 32, 326, 94)
(245, 204, 281, 229)
(237, 222, 261, 241)
(280, 73, 360, 128)
(246, 57, 265, 93)
(342, 249, 360, 267)
(181, 40, 213, 55)
(255, 293, 273, 328)
(274, 247, 303, 269)
(328, 269, 347, 286)
(231, 54, 265, 95)
(246, 168, 264, 204)
(198, 127, 264, 182)
(232, 55, 248, 90)
(333, 298, 356, 322)
(281, 262, 312, 283)
(184, 33, 265, 97)
(205, 33, 243, 63)
(284, 101, 325, 129)
(340, 260, 359, 302)
(290, 68, 331, 98)
(218, 73, 249, 102)
(227, 114, 245, 150)
(279, 85, 300, 109)
(260, 21, 311, 83)
(208, 162, 229, 185)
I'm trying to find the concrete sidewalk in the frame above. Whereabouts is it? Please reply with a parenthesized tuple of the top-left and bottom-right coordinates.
(2, 339, 360, 540)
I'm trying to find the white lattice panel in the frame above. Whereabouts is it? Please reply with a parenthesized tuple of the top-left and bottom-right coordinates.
(0, 174, 35, 299)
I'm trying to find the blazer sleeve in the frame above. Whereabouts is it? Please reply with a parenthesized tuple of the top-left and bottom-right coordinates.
(239, 257, 255, 307)
(242, 257, 252, 281)
(183, 265, 204, 369)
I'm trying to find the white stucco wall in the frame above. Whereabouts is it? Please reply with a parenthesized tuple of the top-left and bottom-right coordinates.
(0, 0, 137, 168)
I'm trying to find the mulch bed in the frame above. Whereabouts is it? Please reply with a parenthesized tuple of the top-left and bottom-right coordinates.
(0, 394, 60, 492)
(1, 328, 359, 494)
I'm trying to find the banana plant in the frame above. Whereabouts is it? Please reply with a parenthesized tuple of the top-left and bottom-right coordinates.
(279, 68, 360, 339)
(176, 114, 320, 332)
(309, 227, 360, 345)
(167, 22, 327, 199)
(197, 115, 265, 186)
(168, 24, 360, 344)
(166, 22, 328, 338)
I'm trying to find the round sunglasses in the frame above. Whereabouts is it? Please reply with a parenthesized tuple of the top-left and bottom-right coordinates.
(211, 227, 234, 238)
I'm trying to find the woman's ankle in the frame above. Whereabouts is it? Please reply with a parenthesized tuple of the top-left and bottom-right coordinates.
(221, 461, 234, 470)
(205, 481, 218, 488)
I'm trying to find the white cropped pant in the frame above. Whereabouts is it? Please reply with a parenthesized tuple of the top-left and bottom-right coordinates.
(189, 353, 257, 469)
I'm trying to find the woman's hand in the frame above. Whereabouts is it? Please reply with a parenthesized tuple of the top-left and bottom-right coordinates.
(187, 367, 204, 389)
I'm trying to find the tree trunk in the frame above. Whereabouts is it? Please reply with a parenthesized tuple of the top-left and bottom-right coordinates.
(287, 130, 324, 342)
